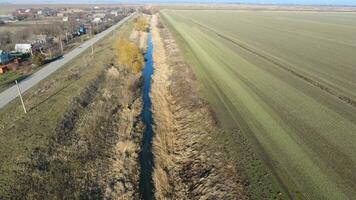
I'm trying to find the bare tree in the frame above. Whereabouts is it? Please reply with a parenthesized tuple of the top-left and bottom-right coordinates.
(0, 31, 13, 51)
(14, 28, 32, 42)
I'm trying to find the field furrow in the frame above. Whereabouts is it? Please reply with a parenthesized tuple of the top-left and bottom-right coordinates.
(162, 10, 356, 199)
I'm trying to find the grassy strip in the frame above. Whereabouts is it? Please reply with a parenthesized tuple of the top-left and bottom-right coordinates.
(10, 72, 106, 198)
(10, 65, 143, 199)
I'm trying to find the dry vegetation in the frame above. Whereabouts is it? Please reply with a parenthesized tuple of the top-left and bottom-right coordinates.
(0, 17, 147, 199)
(134, 16, 149, 32)
(150, 14, 245, 199)
(114, 38, 144, 74)
(10, 58, 144, 200)
(130, 15, 150, 51)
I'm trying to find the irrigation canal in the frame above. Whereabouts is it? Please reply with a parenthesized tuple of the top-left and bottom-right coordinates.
(138, 30, 155, 200)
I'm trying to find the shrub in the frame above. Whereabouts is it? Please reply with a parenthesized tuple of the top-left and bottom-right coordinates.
(134, 17, 149, 32)
(157, 21, 165, 29)
(113, 39, 144, 74)
(31, 53, 45, 66)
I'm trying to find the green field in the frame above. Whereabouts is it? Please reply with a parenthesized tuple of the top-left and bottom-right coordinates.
(162, 10, 356, 199)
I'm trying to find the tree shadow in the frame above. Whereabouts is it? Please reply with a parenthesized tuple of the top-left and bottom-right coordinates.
(44, 55, 64, 64)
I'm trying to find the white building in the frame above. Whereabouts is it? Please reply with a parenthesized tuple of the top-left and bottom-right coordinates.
(15, 44, 32, 54)
(92, 17, 102, 23)
(110, 11, 118, 16)
(31, 35, 48, 44)
(0, 15, 16, 23)
(94, 13, 106, 18)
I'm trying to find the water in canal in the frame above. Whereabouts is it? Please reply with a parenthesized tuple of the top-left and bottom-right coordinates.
(138, 30, 154, 200)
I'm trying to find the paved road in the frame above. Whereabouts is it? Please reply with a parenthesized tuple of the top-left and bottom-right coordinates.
(0, 13, 135, 109)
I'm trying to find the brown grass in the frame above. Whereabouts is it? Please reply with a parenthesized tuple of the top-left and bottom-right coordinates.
(150, 14, 246, 199)
(2, 18, 144, 199)
(106, 66, 120, 78)
(153, 165, 172, 199)
(130, 14, 151, 52)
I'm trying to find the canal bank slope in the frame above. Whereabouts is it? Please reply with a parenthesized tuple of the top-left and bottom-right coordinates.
(150, 14, 246, 199)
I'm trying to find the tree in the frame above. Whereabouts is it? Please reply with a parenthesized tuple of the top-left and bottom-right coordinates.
(113, 39, 144, 74)
(134, 17, 148, 32)
(32, 53, 45, 66)
(14, 28, 32, 42)
(141, 8, 152, 15)
(0, 31, 13, 51)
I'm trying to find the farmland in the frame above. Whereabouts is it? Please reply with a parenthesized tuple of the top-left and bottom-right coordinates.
(161, 10, 356, 199)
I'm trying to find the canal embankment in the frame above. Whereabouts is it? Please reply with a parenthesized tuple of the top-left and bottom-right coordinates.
(150, 14, 246, 199)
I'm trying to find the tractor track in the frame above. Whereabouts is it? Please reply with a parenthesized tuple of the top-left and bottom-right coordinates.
(184, 16, 356, 109)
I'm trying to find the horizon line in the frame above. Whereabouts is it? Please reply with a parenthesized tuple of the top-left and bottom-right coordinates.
(1, 2, 356, 7)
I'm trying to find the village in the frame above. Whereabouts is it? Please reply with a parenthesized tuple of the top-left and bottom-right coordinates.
(0, 5, 135, 90)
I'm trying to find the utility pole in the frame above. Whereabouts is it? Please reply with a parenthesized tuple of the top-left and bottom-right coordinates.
(65, 32, 68, 43)
(90, 28, 94, 56)
(15, 80, 27, 114)
(60, 39, 64, 53)
(49, 47, 52, 59)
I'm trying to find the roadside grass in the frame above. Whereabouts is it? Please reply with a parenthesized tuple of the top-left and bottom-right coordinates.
(0, 71, 29, 92)
(161, 10, 356, 199)
(0, 18, 135, 196)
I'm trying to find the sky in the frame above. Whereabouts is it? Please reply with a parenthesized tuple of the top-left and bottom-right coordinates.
(1, 0, 356, 6)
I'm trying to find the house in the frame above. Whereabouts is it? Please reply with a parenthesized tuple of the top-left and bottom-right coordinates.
(37, 10, 43, 15)
(63, 16, 69, 22)
(30, 35, 48, 44)
(15, 44, 32, 54)
(42, 8, 56, 17)
(0, 50, 11, 65)
(0, 15, 16, 23)
(57, 12, 64, 17)
(66, 8, 84, 13)
(110, 11, 118, 16)
(94, 13, 106, 18)
(92, 17, 102, 23)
